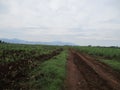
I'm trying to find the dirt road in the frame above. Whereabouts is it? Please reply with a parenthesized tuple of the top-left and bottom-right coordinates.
(65, 49, 120, 90)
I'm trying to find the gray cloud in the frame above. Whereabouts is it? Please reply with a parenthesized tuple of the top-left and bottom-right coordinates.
(0, 0, 120, 46)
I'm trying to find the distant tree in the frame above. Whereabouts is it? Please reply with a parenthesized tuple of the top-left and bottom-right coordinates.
(110, 46, 119, 48)
(0, 40, 1, 43)
(88, 45, 92, 47)
(0, 40, 6, 44)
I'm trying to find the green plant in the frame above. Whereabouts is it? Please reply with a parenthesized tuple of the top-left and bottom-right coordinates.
(29, 51, 67, 90)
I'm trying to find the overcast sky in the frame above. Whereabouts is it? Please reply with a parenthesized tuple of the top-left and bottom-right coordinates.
(0, 0, 120, 46)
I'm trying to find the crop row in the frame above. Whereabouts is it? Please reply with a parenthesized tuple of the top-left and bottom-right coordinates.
(0, 46, 63, 89)
(0, 43, 61, 63)
(73, 46, 120, 60)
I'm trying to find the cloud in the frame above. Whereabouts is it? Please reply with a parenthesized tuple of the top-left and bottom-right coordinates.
(0, 0, 120, 46)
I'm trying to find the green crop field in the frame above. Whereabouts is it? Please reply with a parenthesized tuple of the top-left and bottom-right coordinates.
(0, 43, 67, 90)
(0, 43, 60, 63)
(0, 43, 120, 90)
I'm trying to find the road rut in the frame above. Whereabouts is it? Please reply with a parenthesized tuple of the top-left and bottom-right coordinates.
(65, 49, 120, 90)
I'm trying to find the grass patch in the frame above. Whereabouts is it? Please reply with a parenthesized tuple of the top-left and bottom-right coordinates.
(29, 50, 67, 90)
(100, 59, 120, 71)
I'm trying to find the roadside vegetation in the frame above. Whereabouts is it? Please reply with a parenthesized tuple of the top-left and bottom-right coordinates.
(100, 59, 120, 71)
(29, 50, 67, 90)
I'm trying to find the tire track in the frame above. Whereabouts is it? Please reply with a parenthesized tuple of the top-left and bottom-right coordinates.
(65, 49, 120, 90)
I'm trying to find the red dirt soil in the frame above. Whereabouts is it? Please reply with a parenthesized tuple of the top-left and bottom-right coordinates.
(65, 49, 120, 90)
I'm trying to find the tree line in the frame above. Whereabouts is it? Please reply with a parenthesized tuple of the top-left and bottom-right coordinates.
(0, 40, 6, 43)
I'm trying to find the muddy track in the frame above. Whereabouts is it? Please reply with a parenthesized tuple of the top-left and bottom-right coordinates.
(65, 49, 120, 90)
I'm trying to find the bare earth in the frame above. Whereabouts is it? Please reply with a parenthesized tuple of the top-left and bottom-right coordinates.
(65, 49, 120, 90)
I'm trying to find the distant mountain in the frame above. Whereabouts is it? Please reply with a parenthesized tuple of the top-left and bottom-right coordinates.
(0, 38, 75, 46)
